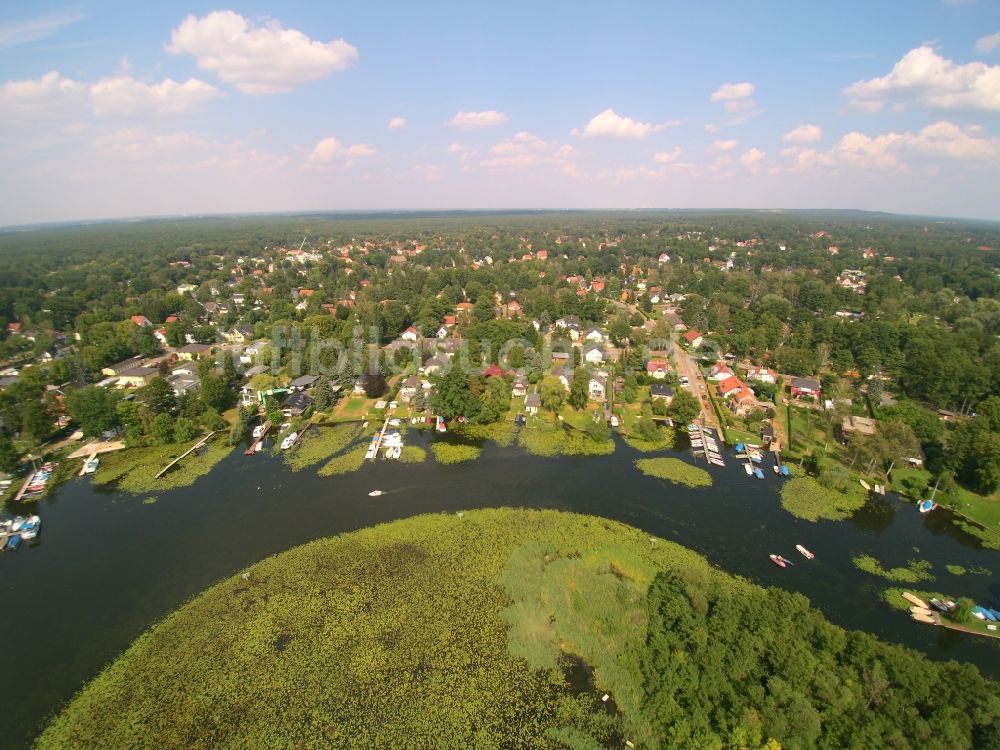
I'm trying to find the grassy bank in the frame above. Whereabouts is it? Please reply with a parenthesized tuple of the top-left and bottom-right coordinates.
(622, 425, 675, 453)
(40, 509, 1000, 750)
(635, 458, 712, 488)
(92, 437, 233, 495)
(430, 442, 481, 464)
(518, 424, 615, 457)
(779, 476, 867, 522)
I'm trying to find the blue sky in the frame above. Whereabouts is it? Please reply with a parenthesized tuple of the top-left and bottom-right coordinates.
(1, 1, 999, 224)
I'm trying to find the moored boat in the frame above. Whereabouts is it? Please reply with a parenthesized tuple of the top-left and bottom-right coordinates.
(744, 464, 753, 475)
(19, 515, 40, 541)
(252, 425, 265, 439)
(918, 499, 937, 514)
(769, 554, 787, 568)
(859, 479, 871, 491)
(11, 516, 26, 532)
(753, 467, 764, 479)
(795, 544, 814, 560)
(280, 432, 297, 450)
(930, 598, 956, 614)
(4, 534, 21, 551)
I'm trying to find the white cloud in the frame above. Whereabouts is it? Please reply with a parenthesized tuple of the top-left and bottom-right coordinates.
(167, 11, 358, 95)
(710, 82, 756, 113)
(653, 147, 682, 163)
(308, 136, 375, 165)
(708, 139, 738, 153)
(0, 70, 85, 119)
(704, 123, 720, 133)
(448, 142, 478, 163)
(571, 108, 672, 139)
(90, 76, 220, 117)
(975, 32, 1000, 53)
(780, 120, 1000, 171)
(844, 46, 1000, 111)
(388, 116, 407, 130)
(739, 147, 765, 169)
(782, 124, 822, 144)
(480, 131, 577, 174)
(446, 110, 508, 128)
(0, 7, 85, 49)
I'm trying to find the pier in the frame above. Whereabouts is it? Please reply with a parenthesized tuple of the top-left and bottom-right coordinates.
(245, 422, 271, 454)
(367, 418, 391, 460)
(154, 431, 217, 479)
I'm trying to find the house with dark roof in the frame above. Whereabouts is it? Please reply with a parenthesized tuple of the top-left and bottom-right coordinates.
(281, 392, 314, 417)
(289, 374, 319, 391)
(524, 392, 541, 415)
(650, 384, 674, 402)
(790, 377, 821, 399)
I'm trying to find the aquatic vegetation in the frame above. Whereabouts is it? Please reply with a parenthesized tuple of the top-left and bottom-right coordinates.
(779, 476, 866, 522)
(969, 565, 993, 576)
(882, 587, 949, 612)
(623, 426, 675, 453)
(142, 497, 157, 505)
(635, 458, 712, 488)
(40, 510, 999, 750)
(946, 564, 966, 576)
(317, 444, 368, 477)
(283, 424, 361, 471)
(451, 420, 517, 447)
(93, 439, 233, 495)
(430, 442, 482, 464)
(518, 426, 614, 457)
(853, 554, 934, 583)
(398, 445, 428, 463)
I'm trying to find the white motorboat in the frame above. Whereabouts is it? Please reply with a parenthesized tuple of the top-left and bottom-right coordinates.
(368, 490, 384, 497)
(392, 446, 401, 459)
(280, 432, 297, 450)
(83, 456, 100, 474)
(19, 515, 41, 541)
(252, 425, 265, 439)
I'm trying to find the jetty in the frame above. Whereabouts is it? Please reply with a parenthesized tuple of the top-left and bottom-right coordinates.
(690, 423, 724, 467)
(67, 440, 125, 460)
(367, 417, 391, 461)
(154, 431, 217, 479)
(245, 421, 271, 455)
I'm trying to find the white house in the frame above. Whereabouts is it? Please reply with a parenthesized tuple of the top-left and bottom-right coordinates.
(584, 328, 604, 343)
(588, 373, 607, 401)
(583, 344, 605, 365)
(401, 326, 420, 342)
(747, 365, 777, 384)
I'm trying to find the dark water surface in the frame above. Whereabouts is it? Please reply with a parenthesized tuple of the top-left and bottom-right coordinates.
(2, 433, 998, 747)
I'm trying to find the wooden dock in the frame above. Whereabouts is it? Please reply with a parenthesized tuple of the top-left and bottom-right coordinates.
(367, 418, 391, 460)
(245, 422, 271, 454)
(913, 611, 1000, 641)
(154, 431, 217, 479)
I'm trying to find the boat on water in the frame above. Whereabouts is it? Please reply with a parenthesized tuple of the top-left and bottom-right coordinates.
(11, 516, 26, 532)
(436, 417, 447, 433)
(368, 490, 384, 497)
(902, 592, 929, 609)
(918, 499, 937, 514)
(910, 606, 934, 616)
(83, 456, 100, 474)
(19, 515, 40, 541)
(392, 446, 401, 459)
(795, 544, 814, 560)
(780, 465, 790, 476)
(280, 432, 298, 450)
(773, 465, 780, 474)
(5, 534, 21, 551)
(859, 479, 871, 491)
(710, 459, 725, 467)
(744, 464, 753, 476)
(972, 606, 998, 622)
(252, 425, 265, 439)
(911, 612, 937, 625)
(769, 554, 789, 568)
(753, 467, 765, 479)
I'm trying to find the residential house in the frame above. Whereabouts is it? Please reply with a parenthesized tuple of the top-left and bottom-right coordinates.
(436, 325, 450, 339)
(130, 315, 152, 328)
(646, 360, 670, 379)
(116, 366, 159, 388)
(716, 375, 744, 399)
(554, 315, 580, 330)
(552, 365, 572, 391)
(153, 328, 168, 346)
(244, 364, 270, 378)
(790, 377, 821, 399)
(482, 363, 505, 378)
(747, 365, 777, 384)
(588, 372, 607, 401)
(584, 328, 604, 344)
(511, 376, 528, 398)
(398, 375, 422, 401)
(761, 422, 776, 445)
(682, 329, 703, 348)
(401, 325, 420, 342)
(176, 343, 213, 361)
(225, 325, 253, 344)
(650, 384, 674, 403)
(583, 344, 606, 365)
(166, 366, 200, 396)
(6, 322, 21, 335)
(176, 283, 197, 295)
(101, 356, 146, 378)
(524, 392, 541, 415)
(281, 392, 314, 417)
(240, 341, 268, 365)
(840, 415, 877, 441)
(288, 374, 319, 392)
(423, 355, 448, 375)
(709, 361, 734, 381)
(728, 386, 758, 417)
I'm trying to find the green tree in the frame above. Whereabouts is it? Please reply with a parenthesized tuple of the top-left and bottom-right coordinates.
(540, 376, 565, 413)
(431, 361, 475, 419)
(668, 389, 700, 426)
(174, 417, 197, 443)
(21, 400, 51, 443)
(312, 377, 335, 411)
(477, 376, 510, 424)
(198, 371, 229, 411)
(0, 432, 19, 472)
(569, 367, 590, 410)
(65, 386, 122, 437)
(138, 377, 177, 416)
(150, 412, 175, 445)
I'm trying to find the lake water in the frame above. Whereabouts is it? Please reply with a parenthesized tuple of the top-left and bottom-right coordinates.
(1, 432, 997, 748)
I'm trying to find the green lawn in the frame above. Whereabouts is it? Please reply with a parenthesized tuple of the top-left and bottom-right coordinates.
(331, 396, 372, 422)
